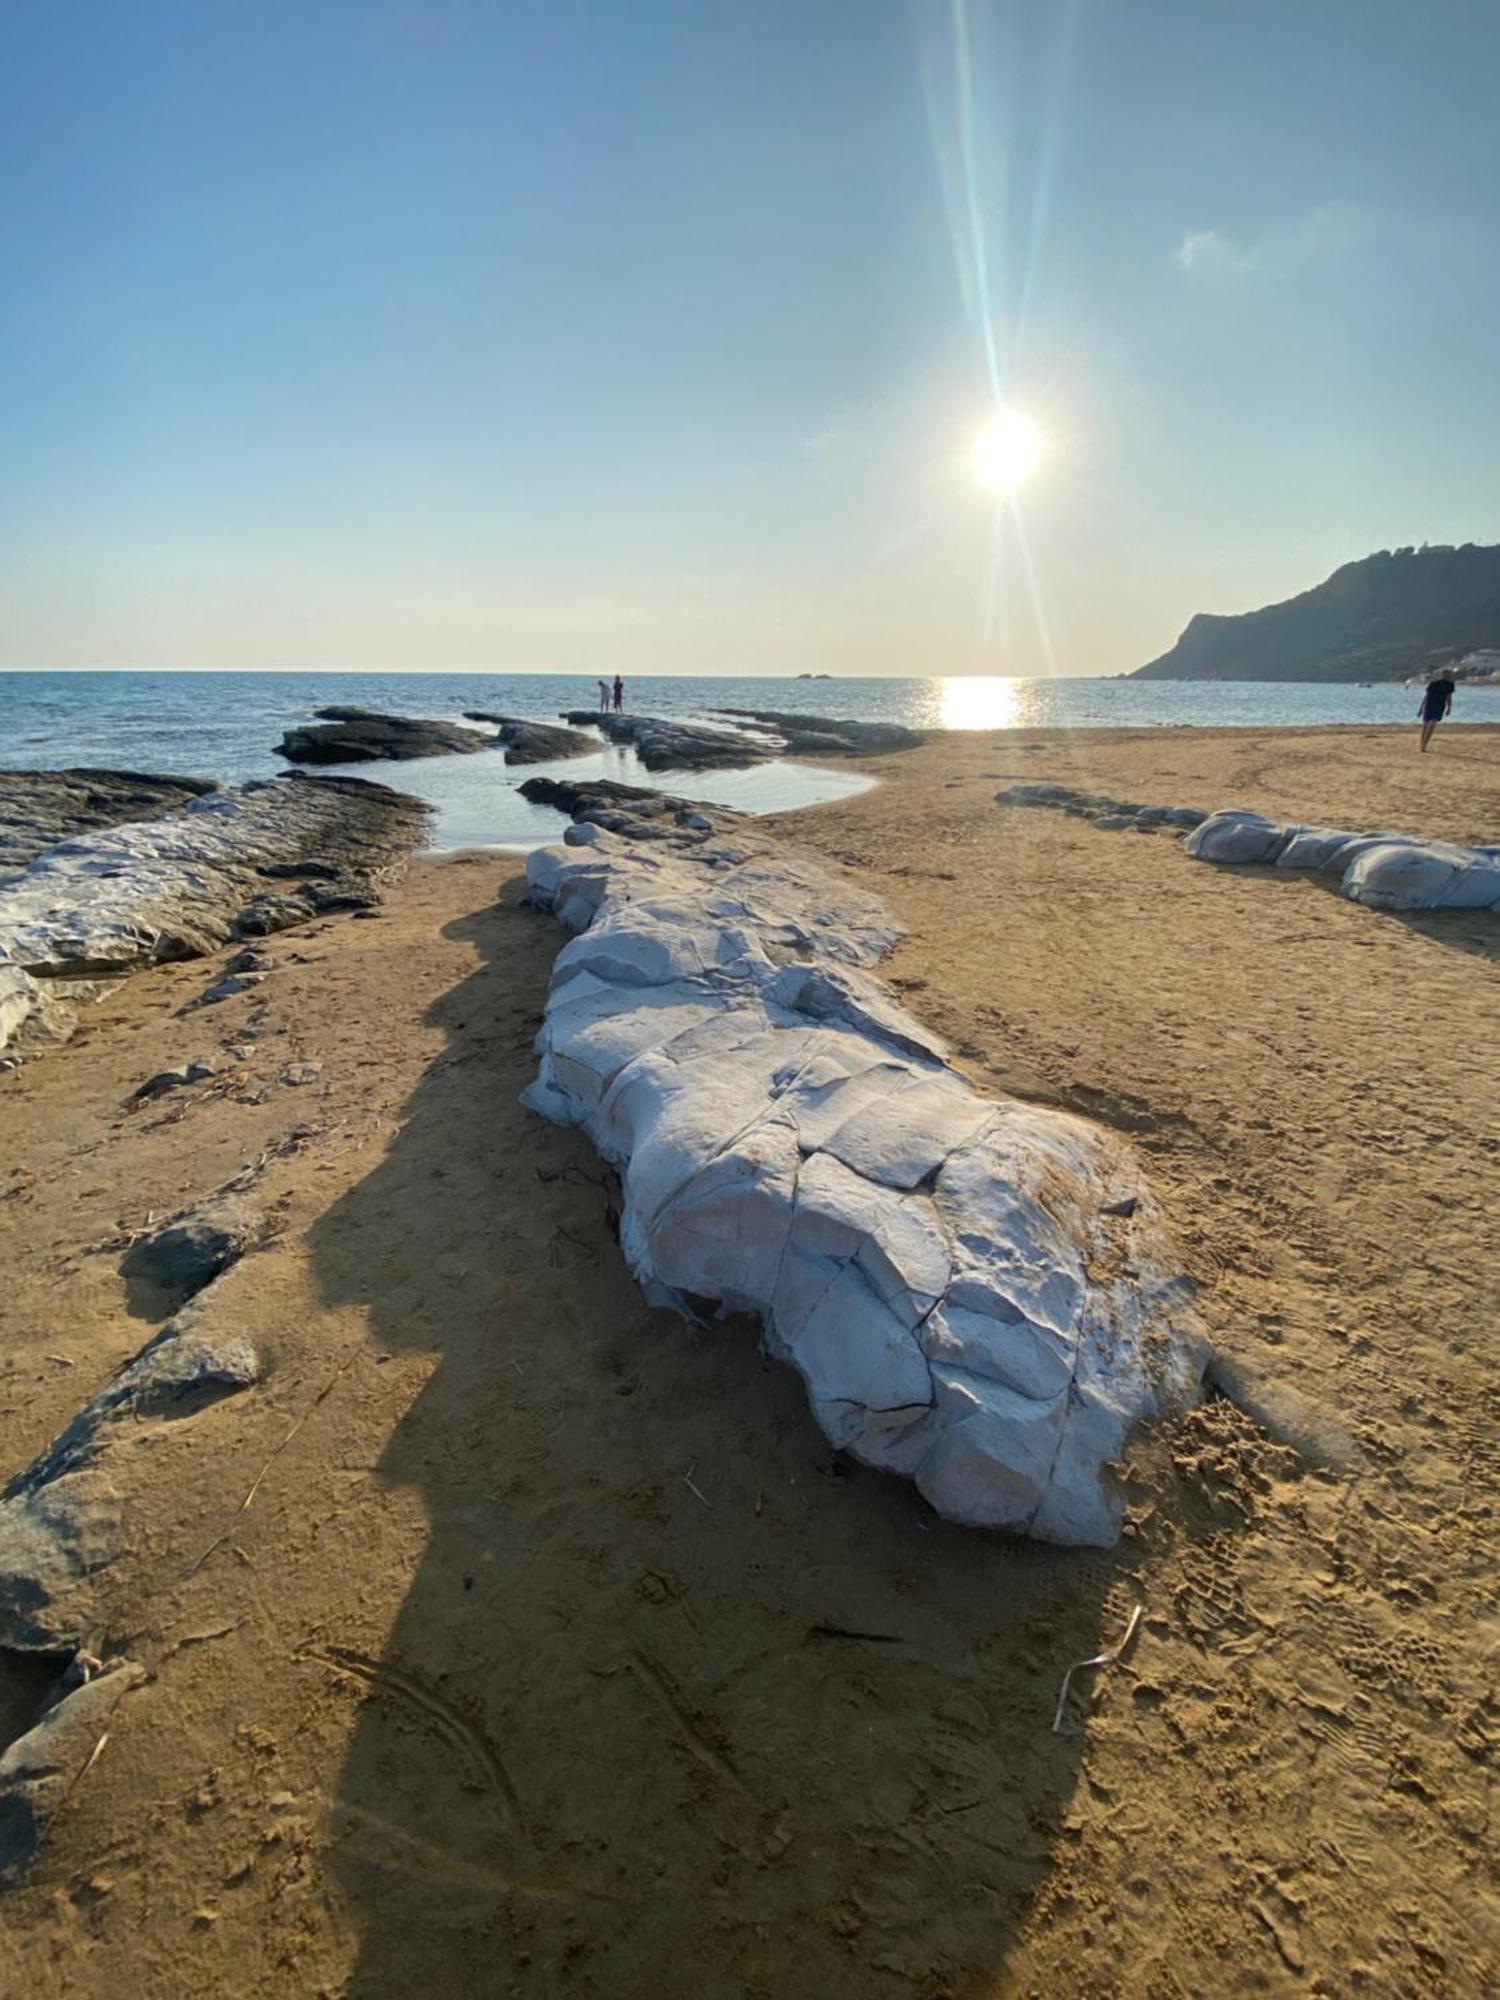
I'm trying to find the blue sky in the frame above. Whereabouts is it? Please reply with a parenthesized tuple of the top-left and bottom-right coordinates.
(3, 0, 1497, 676)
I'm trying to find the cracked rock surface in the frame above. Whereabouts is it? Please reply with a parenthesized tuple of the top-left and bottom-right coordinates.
(0, 775, 426, 1050)
(0, 769, 220, 873)
(997, 785, 1500, 915)
(558, 712, 778, 772)
(1186, 809, 1500, 910)
(521, 802, 1203, 1545)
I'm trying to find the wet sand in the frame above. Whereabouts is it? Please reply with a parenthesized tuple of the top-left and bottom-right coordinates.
(1, 723, 1497, 1996)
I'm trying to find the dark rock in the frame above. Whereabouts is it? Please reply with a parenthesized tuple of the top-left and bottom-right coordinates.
(119, 1197, 260, 1310)
(276, 709, 492, 764)
(0, 770, 219, 875)
(2, 775, 428, 1003)
(182, 971, 266, 1011)
(520, 775, 744, 838)
(0, 1661, 146, 1886)
(8, 1315, 262, 1504)
(556, 712, 777, 772)
(996, 784, 1208, 835)
(712, 709, 926, 755)
(226, 947, 275, 974)
(126, 1067, 192, 1104)
(462, 714, 596, 763)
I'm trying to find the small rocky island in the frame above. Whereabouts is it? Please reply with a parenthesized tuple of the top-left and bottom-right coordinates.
(277, 707, 493, 763)
(558, 711, 779, 772)
(462, 713, 595, 763)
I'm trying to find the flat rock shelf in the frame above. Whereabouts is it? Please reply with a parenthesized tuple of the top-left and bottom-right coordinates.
(558, 712, 779, 772)
(520, 792, 1204, 1545)
(0, 774, 427, 1053)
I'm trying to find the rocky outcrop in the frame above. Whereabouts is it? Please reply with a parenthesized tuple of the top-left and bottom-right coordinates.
(520, 802, 1203, 1545)
(714, 709, 927, 755)
(558, 712, 777, 772)
(1187, 811, 1500, 911)
(0, 967, 85, 1061)
(996, 784, 1207, 833)
(0, 774, 426, 1051)
(277, 708, 492, 763)
(519, 775, 739, 840)
(996, 785, 1500, 914)
(0, 1307, 260, 1654)
(0, 769, 219, 874)
(0, 1660, 146, 1888)
(119, 1196, 261, 1312)
(462, 714, 596, 763)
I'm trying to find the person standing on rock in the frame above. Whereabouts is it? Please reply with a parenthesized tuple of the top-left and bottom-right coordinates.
(1418, 667, 1455, 752)
(613, 674, 625, 712)
(597, 678, 610, 711)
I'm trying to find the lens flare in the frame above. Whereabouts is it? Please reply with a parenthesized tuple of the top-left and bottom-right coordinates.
(972, 410, 1044, 493)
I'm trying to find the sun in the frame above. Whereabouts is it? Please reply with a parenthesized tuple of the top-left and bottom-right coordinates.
(972, 409, 1044, 493)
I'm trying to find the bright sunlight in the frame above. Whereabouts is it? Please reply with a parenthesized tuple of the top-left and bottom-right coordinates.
(971, 408, 1045, 493)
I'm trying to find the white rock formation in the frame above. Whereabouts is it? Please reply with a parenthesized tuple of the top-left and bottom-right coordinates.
(0, 775, 424, 1051)
(522, 806, 1202, 1546)
(1186, 810, 1500, 911)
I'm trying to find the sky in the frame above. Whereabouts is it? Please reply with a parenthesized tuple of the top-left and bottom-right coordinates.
(3, 0, 1498, 678)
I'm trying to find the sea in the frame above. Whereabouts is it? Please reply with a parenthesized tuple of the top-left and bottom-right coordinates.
(1, 670, 1490, 852)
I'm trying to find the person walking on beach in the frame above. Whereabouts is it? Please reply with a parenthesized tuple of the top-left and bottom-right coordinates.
(1418, 666, 1456, 752)
(597, 678, 610, 711)
(613, 674, 625, 712)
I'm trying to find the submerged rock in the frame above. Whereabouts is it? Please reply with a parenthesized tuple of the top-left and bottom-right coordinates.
(277, 708, 492, 764)
(520, 801, 1203, 1546)
(557, 712, 777, 772)
(462, 714, 596, 763)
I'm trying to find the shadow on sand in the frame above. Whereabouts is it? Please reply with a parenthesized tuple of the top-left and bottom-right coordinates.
(305, 881, 1121, 1995)
(1212, 860, 1500, 963)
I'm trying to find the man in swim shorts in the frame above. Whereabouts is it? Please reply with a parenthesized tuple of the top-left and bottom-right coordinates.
(1419, 667, 1456, 752)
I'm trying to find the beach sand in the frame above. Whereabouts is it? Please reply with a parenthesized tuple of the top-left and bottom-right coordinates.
(1, 723, 1496, 1995)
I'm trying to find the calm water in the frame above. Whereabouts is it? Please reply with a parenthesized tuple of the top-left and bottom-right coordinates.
(2, 670, 1490, 851)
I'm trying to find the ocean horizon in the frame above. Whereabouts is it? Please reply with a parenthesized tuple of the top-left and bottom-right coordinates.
(4, 667, 1493, 850)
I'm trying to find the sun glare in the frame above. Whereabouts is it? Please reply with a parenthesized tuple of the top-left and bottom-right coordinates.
(972, 409, 1044, 494)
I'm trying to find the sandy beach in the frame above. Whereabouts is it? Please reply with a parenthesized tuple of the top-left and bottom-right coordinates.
(2, 722, 1497, 1997)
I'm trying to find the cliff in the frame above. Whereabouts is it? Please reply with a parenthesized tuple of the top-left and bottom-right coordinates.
(1133, 543, 1500, 682)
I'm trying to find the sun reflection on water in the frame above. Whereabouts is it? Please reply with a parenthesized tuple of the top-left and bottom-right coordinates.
(934, 676, 1034, 730)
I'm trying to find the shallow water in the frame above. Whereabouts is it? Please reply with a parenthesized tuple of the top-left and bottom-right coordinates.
(2, 669, 1492, 850)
